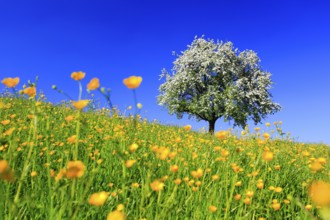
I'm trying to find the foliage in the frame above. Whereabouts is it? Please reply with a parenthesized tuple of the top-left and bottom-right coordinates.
(0, 97, 329, 219)
(158, 36, 281, 133)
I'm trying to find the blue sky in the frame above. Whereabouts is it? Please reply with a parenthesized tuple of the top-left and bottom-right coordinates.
(1, 0, 329, 144)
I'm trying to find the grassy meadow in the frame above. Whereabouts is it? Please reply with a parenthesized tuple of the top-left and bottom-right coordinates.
(0, 75, 330, 220)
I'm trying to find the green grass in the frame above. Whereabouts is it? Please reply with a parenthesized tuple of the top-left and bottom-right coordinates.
(0, 96, 329, 220)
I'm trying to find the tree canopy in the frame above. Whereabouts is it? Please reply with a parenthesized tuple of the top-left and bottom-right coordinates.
(157, 36, 281, 134)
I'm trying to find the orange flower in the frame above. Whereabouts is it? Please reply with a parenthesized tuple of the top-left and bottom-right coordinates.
(23, 87, 36, 97)
(123, 76, 142, 89)
(65, 161, 85, 179)
(191, 168, 203, 179)
(125, 160, 136, 168)
(215, 130, 227, 139)
(0, 160, 9, 174)
(88, 191, 110, 206)
(1, 77, 19, 88)
(0, 160, 14, 182)
(309, 181, 330, 206)
(184, 125, 192, 131)
(72, 100, 89, 110)
(87, 78, 100, 90)
(174, 178, 182, 185)
(150, 179, 164, 192)
(71, 71, 85, 81)
(170, 165, 179, 173)
(107, 210, 126, 220)
(208, 205, 217, 213)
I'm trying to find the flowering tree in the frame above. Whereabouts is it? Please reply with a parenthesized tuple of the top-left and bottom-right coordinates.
(158, 37, 281, 134)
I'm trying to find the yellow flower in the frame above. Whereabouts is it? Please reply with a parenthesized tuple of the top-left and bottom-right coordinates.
(67, 135, 77, 144)
(234, 194, 242, 201)
(262, 151, 274, 162)
(245, 190, 254, 197)
(244, 197, 251, 205)
(1, 77, 19, 88)
(0, 160, 14, 182)
(191, 168, 203, 179)
(221, 149, 230, 157)
(1, 120, 10, 125)
(208, 205, 217, 213)
(275, 187, 283, 193)
(123, 76, 142, 89)
(309, 181, 330, 206)
(262, 132, 270, 140)
(170, 165, 179, 173)
(65, 115, 74, 122)
(174, 178, 182, 185)
(184, 125, 192, 131)
(137, 103, 143, 109)
(0, 160, 9, 174)
(310, 161, 323, 172)
(257, 182, 264, 189)
(131, 182, 140, 188)
(23, 87, 36, 97)
(129, 143, 138, 153)
(150, 179, 164, 192)
(88, 191, 110, 206)
(87, 78, 100, 90)
(71, 71, 86, 81)
(265, 122, 271, 127)
(125, 160, 136, 168)
(65, 161, 85, 179)
(271, 202, 281, 211)
(215, 130, 227, 139)
(72, 100, 89, 110)
(305, 204, 312, 211)
(212, 174, 219, 181)
(117, 204, 124, 211)
(30, 171, 38, 177)
(107, 210, 126, 220)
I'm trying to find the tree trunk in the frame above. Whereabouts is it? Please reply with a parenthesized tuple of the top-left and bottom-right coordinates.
(208, 120, 216, 135)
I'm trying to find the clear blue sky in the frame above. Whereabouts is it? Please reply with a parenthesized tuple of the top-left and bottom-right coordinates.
(1, 0, 329, 144)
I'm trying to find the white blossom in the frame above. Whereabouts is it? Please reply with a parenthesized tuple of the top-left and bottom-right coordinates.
(157, 37, 281, 133)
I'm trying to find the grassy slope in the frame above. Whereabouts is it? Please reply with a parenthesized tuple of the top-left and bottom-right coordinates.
(0, 97, 329, 220)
